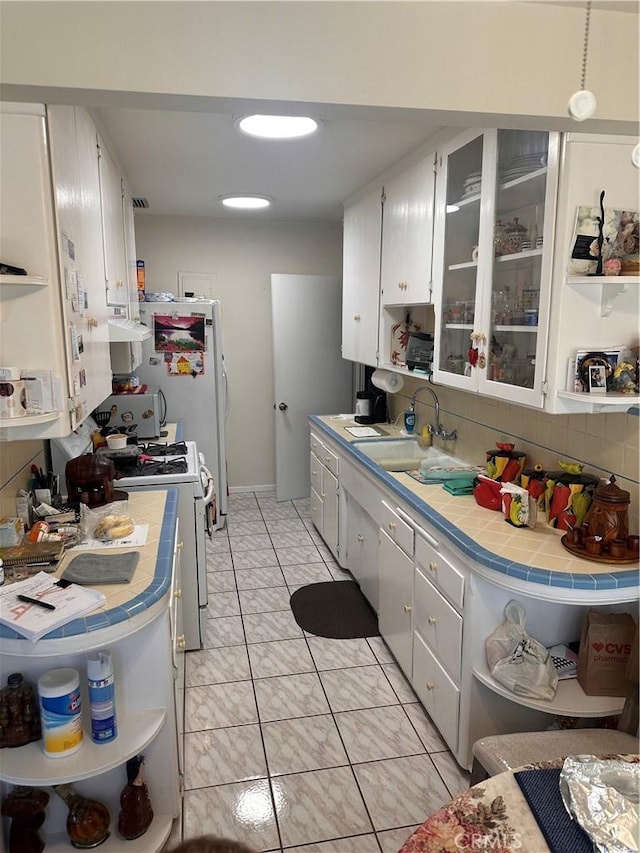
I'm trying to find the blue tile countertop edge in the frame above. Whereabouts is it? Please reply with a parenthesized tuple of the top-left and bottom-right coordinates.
(310, 416, 640, 593)
(0, 487, 179, 642)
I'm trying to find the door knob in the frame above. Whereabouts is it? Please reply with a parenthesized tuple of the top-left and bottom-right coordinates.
(278, 402, 288, 411)
(403, 604, 412, 613)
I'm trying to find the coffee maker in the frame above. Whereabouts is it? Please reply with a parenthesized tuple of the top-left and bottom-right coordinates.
(355, 368, 388, 424)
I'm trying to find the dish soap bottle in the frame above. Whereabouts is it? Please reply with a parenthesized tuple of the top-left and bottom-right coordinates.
(404, 403, 416, 434)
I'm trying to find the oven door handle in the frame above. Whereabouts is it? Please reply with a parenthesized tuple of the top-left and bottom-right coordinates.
(200, 464, 216, 505)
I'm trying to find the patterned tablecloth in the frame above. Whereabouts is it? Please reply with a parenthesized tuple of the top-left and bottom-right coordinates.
(397, 755, 639, 853)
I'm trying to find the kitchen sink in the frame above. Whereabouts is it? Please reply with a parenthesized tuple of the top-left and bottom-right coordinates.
(351, 437, 475, 473)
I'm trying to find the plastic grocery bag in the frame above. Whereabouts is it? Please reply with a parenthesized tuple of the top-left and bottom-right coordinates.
(485, 600, 558, 700)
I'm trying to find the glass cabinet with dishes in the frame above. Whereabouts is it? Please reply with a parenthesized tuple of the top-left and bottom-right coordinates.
(432, 128, 559, 408)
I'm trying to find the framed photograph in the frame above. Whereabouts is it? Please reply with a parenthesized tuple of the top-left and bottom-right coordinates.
(574, 349, 621, 392)
(588, 364, 607, 393)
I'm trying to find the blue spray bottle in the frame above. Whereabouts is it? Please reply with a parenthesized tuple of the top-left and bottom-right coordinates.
(404, 402, 416, 434)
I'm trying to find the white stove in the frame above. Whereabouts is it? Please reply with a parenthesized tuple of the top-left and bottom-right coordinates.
(49, 418, 214, 650)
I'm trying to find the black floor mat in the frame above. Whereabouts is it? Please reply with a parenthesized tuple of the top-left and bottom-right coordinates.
(289, 581, 380, 639)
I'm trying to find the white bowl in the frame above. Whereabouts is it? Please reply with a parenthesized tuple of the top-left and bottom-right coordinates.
(106, 433, 127, 450)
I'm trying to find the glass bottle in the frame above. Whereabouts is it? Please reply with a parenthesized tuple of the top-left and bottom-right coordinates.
(54, 783, 111, 849)
(118, 755, 154, 840)
(0, 673, 42, 748)
(1, 785, 49, 853)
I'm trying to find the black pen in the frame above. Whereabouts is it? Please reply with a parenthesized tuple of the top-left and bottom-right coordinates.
(17, 595, 56, 611)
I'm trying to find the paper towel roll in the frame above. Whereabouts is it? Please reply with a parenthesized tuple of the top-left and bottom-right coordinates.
(371, 369, 404, 393)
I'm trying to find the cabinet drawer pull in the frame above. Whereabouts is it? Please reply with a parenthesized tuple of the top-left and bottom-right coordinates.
(388, 521, 396, 532)
(357, 534, 364, 542)
(429, 561, 437, 572)
(325, 456, 331, 464)
(175, 588, 183, 599)
(177, 541, 184, 550)
(321, 492, 326, 498)
(426, 681, 435, 690)
(312, 469, 318, 475)
(403, 604, 412, 613)
(177, 635, 186, 650)
(354, 314, 361, 321)
(428, 616, 438, 625)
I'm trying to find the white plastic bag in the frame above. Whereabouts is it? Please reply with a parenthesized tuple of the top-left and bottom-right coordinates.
(486, 600, 558, 701)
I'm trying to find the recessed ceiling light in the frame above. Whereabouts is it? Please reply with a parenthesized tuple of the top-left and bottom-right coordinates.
(235, 114, 319, 140)
(220, 195, 272, 210)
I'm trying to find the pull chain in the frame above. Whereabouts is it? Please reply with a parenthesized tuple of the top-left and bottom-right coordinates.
(580, 1, 592, 90)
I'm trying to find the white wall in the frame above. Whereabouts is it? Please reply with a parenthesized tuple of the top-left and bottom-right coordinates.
(1, 2, 637, 132)
(134, 215, 343, 488)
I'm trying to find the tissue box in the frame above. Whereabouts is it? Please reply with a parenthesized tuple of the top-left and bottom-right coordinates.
(0, 517, 24, 547)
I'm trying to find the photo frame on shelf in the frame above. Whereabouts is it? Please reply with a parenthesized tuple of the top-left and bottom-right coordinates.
(588, 364, 608, 394)
(574, 349, 622, 392)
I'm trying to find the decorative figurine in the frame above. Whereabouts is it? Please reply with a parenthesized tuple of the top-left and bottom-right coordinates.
(0, 673, 42, 749)
(118, 754, 154, 839)
(1, 785, 49, 853)
(54, 783, 110, 849)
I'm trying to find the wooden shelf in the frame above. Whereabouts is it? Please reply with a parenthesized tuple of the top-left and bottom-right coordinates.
(448, 260, 477, 271)
(497, 167, 547, 211)
(444, 323, 474, 330)
(493, 324, 537, 333)
(0, 709, 165, 785)
(496, 248, 543, 263)
(473, 664, 624, 718)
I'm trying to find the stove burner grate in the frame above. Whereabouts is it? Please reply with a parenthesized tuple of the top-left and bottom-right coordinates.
(143, 441, 188, 457)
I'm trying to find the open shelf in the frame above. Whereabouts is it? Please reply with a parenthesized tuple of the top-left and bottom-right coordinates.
(473, 664, 624, 718)
(566, 275, 639, 317)
(557, 390, 640, 413)
(41, 815, 174, 853)
(0, 709, 165, 785)
(0, 274, 49, 288)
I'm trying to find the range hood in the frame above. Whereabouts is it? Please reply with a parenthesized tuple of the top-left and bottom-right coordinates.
(108, 319, 152, 342)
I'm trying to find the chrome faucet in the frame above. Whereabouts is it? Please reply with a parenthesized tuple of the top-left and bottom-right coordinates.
(409, 384, 458, 441)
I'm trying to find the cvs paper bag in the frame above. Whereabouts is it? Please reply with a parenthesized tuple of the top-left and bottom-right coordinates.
(577, 610, 636, 697)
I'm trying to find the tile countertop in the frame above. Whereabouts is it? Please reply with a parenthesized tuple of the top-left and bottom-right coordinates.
(311, 415, 639, 594)
(0, 488, 178, 643)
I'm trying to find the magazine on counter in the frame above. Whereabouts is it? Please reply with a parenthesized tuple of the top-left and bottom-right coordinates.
(0, 571, 106, 642)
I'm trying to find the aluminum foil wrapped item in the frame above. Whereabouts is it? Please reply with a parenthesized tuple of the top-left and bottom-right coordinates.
(560, 755, 639, 853)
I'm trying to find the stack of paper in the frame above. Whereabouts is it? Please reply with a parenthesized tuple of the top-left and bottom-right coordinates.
(0, 572, 106, 642)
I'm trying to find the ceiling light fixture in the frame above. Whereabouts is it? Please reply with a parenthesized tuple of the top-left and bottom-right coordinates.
(220, 195, 272, 210)
(567, 1, 597, 121)
(235, 114, 319, 140)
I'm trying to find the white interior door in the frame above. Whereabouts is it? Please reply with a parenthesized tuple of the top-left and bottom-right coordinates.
(271, 274, 353, 501)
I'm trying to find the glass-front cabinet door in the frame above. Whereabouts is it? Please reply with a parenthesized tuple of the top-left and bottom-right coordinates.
(433, 128, 559, 408)
(432, 130, 485, 392)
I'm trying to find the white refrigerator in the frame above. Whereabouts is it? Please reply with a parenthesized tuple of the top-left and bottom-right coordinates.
(137, 299, 228, 527)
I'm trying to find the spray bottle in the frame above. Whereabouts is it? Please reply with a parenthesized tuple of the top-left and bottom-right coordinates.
(403, 402, 416, 434)
(87, 650, 117, 744)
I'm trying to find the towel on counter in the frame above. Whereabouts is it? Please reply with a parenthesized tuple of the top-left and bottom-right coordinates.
(61, 551, 140, 585)
(442, 476, 476, 496)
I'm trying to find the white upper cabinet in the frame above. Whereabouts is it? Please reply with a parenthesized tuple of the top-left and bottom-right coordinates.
(342, 187, 383, 367)
(381, 154, 435, 307)
(97, 135, 128, 308)
(0, 104, 111, 440)
(432, 129, 560, 409)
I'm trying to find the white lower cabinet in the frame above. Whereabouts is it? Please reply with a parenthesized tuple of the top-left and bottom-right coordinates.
(413, 631, 460, 752)
(414, 567, 463, 682)
(378, 528, 414, 678)
(344, 495, 379, 612)
(309, 435, 340, 560)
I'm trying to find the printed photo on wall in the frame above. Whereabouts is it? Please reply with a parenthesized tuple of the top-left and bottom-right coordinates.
(569, 207, 639, 275)
(166, 352, 205, 377)
(153, 314, 206, 352)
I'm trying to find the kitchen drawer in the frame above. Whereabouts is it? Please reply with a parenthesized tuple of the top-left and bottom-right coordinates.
(310, 433, 339, 476)
(412, 631, 459, 752)
(380, 500, 414, 556)
(310, 452, 323, 496)
(310, 486, 323, 532)
(415, 529, 465, 611)
(414, 567, 463, 682)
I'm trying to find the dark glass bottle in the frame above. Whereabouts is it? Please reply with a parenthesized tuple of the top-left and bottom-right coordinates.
(54, 783, 111, 849)
(0, 673, 42, 748)
(1, 785, 49, 853)
(118, 754, 154, 839)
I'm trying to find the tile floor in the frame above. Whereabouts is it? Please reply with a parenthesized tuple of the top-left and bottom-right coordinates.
(175, 491, 470, 852)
